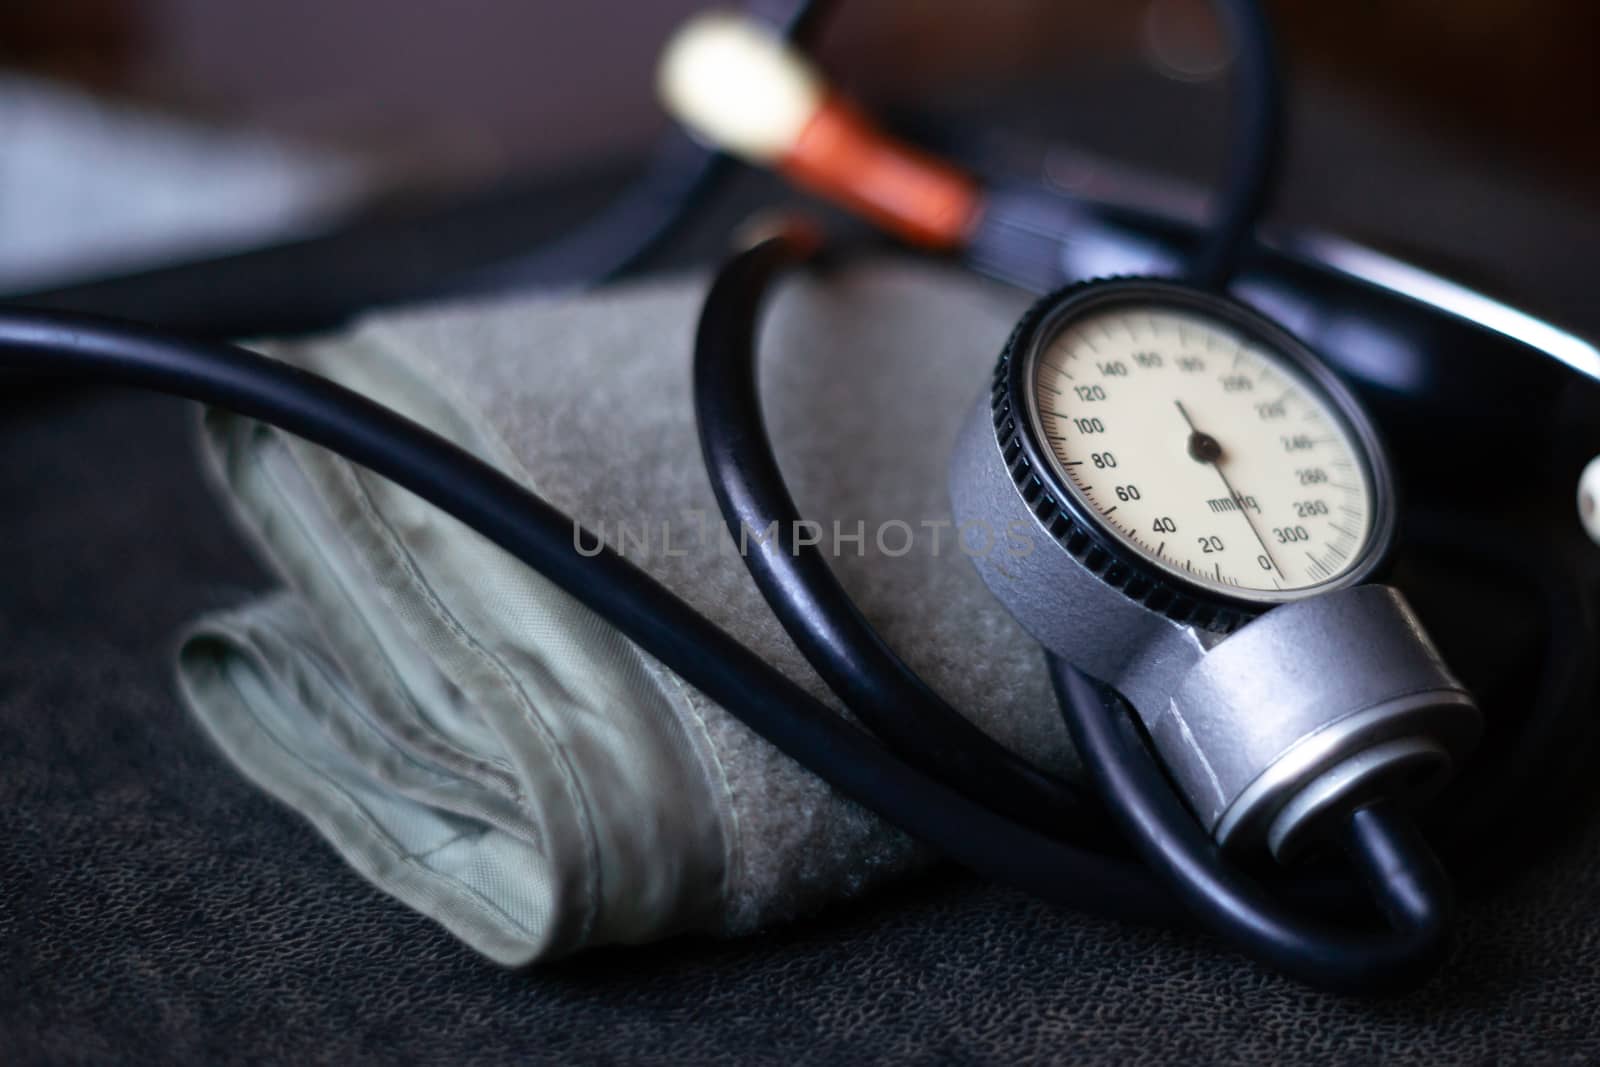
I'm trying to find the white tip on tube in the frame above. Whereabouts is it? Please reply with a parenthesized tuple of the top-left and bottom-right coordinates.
(1579, 456, 1600, 546)
(657, 11, 824, 163)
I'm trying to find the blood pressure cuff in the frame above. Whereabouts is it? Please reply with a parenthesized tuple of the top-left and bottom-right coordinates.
(176, 262, 1082, 964)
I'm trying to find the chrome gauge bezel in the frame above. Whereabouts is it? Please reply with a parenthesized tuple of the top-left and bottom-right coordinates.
(995, 277, 1398, 631)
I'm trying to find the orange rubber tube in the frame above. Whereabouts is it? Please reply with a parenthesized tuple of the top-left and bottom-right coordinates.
(777, 95, 983, 250)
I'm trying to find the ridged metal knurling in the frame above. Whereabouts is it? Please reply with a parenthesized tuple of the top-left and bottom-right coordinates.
(988, 280, 1248, 634)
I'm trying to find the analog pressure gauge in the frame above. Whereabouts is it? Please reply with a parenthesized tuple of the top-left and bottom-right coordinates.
(992, 277, 1394, 631)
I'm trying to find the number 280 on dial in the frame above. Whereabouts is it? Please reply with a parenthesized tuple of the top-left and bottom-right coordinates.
(1028, 300, 1379, 601)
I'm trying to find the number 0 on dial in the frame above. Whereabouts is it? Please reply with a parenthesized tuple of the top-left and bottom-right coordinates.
(1020, 281, 1393, 606)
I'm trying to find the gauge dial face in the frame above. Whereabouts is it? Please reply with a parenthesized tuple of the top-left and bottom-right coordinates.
(1028, 300, 1378, 601)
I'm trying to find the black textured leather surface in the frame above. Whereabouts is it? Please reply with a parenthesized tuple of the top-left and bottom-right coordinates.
(5, 386, 1600, 1064)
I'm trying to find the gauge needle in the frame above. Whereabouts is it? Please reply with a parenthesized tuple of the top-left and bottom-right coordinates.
(1174, 400, 1287, 579)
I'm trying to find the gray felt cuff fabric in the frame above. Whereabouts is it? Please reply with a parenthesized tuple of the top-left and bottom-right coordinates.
(176, 260, 1083, 964)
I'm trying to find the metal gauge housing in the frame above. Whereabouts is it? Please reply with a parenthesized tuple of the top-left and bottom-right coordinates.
(995, 277, 1396, 632)
(951, 278, 1475, 858)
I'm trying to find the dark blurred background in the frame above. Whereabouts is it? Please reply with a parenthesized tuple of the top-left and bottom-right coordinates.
(1, 0, 1596, 316)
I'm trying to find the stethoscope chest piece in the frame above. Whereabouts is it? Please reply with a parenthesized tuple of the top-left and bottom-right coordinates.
(950, 277, 1481, 858)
